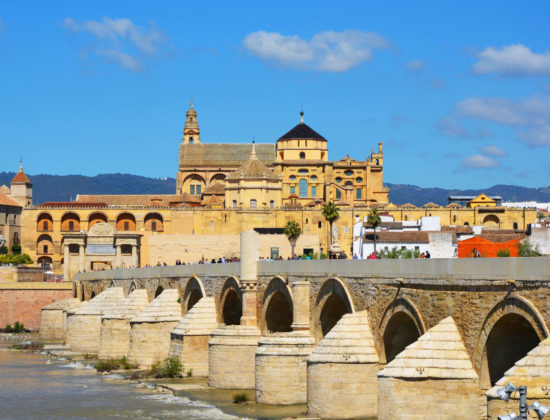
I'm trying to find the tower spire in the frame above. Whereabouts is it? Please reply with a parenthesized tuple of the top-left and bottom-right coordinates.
(250, 140, 258, 160)
(182, 99, 200, 144)
(300, 110, 304, 124)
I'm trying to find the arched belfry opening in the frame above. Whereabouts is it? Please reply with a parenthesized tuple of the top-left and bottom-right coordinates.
(484, 314, 540, 386)
(314, 278, 354, 340)
(219, 278, 242, 326)
(383, 312, 421, 363)
(263, 278, 293, 333)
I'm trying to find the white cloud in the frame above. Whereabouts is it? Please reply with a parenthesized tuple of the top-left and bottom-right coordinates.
(472, 44, 550, 77)
(243, 30, 392, 72)
(435, 116, 491, 139)
(405, 59, 425, 72)
(455, 96, 550, 126)
(63, 17, 166, 71)
(480, 145, 507, 157)
(460, 154, 500, 169)
(516, 125, 550, 147)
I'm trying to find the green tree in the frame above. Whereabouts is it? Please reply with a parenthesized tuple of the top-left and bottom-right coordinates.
(11, 243, 21, 255)
(322, 201, 339, 249)
(367, 207, 382, 253)
(284, 220, 301, 258)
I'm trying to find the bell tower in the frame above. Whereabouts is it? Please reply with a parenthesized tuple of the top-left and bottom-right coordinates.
(182, 99, 201, 144)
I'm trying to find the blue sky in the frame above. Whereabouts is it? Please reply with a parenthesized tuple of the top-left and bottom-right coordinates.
(1, 1, 550, 189)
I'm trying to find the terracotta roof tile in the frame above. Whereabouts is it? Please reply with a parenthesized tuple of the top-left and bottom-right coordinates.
(363, 231, 430, 244)
(202, 183, 225, 195)
(76, 194, 182, 207)
(0, 185, 10, 194)
(0, 193, 22, 207)
(179, 143, 275, 166)
(11, 170, 31, 184)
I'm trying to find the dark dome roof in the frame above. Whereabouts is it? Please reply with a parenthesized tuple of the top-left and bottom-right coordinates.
(278, 122, 326, 141)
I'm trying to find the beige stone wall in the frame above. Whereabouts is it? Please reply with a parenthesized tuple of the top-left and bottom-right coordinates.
(128, 321, 178, 369)
(255, 333, 315, 405)
(98, 318, 131, 360)
(66, 314, 103, 354)
(169, 334, 210, 377)
(208, 326, 260, 389)
(378, 377, 479, 420)
(307, 362, 378, 419)
(39, 309, 65, 343)
(147, 233, 319, 264)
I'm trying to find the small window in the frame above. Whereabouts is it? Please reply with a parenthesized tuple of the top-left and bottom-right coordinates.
(289, 175, 296, 181)
(453, 215, 457, 223)
(336, 189, 341, 199)
(376, 159, 379, 165)
(121, 245, 132, 255)
(232, 200, 237, 208)
(401, 246, 406, 250)
(318, 221, 322, 228)
(335, 177, 342, 184)
(270, 200, 275, 208)
(124, 221, 129, 231)
(356, 188, 362, 199)
(250, 199, 257, 208)
(404, 215, 408, 221)
(513, 222, 518, 230)
(298, 169, 308, 174)
(355, 177, 363, 183)
(43, 221, 48, 230)
(298, 140, 301, 147)
(299, 179, 308, 197)
(344, 226, 349, 234)
(306, 218, 309, 224)
(151, 221, 157, 231)
(345, 170, 353, 176)
(189, 137, 194, 144)
(69, 221, 74, 231)
(345, 181, 353, 186)
(305, 140, 308, 147)
(43, 244, 48, 254)
(311, 175, 317, 181)
(196, 185, 201, 195)
(311, 186, 316, 197)
(290, 186, 296, 195)
(190, 185, 195, 195)
(299, 152, 306, 160)
(210, 221, 214, 228)
(415, 246, 420, 251)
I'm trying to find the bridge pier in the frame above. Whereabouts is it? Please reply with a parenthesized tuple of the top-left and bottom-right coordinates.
(66, 287, 125, 354)
(98, 289, 149, 360)
(40, 298, 81, 343)
(307, 311, 379, 419)
(128, 289, 181, 369)
(169, 296, 218, 377)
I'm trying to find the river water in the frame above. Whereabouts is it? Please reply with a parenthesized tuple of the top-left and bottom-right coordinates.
(0, 342, 246, 420)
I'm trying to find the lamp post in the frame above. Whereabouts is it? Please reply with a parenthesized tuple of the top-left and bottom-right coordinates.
(497, 382, 550, 420)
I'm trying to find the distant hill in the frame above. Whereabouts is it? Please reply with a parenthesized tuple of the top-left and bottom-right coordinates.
(0, 173, 176, 204)
(1, 172, 549, 206)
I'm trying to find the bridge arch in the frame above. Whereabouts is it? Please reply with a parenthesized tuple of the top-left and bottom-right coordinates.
(262, 276, 293, 333)
(314, 277, 354, 341)
(182, 276, 206, 314)
(379, 297, 425, 364)
(475, 295, 548, 388)
(128, 280, 139, 296)
(218, 277, 242, 326)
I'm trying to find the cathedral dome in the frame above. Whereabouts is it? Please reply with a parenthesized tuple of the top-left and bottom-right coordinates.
(278, 111, 326, 141)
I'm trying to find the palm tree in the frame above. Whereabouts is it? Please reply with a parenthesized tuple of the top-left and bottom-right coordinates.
(367, 207, 382, 253)
(284, 220, 301, 258)
(322, 201, 339, 249)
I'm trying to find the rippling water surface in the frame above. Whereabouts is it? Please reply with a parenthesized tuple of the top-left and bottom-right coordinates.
(0, 344, 243, 420)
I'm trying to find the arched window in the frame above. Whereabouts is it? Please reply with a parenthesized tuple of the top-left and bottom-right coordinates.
(289, 175, 296, 181)
(453, 215, 457, 223)
(250, 199, 257, 208)
(189, 137, 194, 144)
(355, 177, 363, 183)
(299, 152, 306, 160)
(513, 222, 518, 230)
(144, 213, 164, 232)
(37, 213, 53, 231)
(345, 170, 353, 176)
(299, 179, 308, 197)
(336, 189, 341, 200)
(335, 177, 342, 184)
(311, 175, 317, 181)
(116, 213, 136, 231)
(61, 213, 80, 232)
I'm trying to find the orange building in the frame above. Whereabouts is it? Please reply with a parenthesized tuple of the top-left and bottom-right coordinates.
(458, 233, 524, 258)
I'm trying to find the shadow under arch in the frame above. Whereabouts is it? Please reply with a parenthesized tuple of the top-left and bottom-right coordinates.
(262, 276, 293, 333)
(218, 277, 242, 326)
(182, 276, 206, 315)
(475, 295, 548, 388)
(314, 277, 355, 341)
(378, 297, 425, 364)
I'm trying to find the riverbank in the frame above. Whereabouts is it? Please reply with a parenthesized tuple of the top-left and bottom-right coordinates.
(2, 333, 311, 420)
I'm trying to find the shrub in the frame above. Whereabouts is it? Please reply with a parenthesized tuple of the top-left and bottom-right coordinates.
(10, 341, 43, 351)
(3, 324, 13, 333)
(0, 246, 7, 255)
(149, 357, 183, 378)
(497, 249, 511, 258)
(95, 356, 137, 372)
(186, 368, 193, 378)
(517, 239, 542, 257)
(13, 321, 25, 333)
(11, 244, 21, 255)
(233, 392, 249, 404)
(0, 254, 33, 266)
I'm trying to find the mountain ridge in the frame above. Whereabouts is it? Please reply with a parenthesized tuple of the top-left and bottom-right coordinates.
(1, 172, 549, 206)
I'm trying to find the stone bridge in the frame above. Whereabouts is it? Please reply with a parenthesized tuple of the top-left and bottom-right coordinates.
(46, 231, 550, 419)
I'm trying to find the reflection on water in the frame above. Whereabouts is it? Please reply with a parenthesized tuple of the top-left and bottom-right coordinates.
(0, 344, 243, 420)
